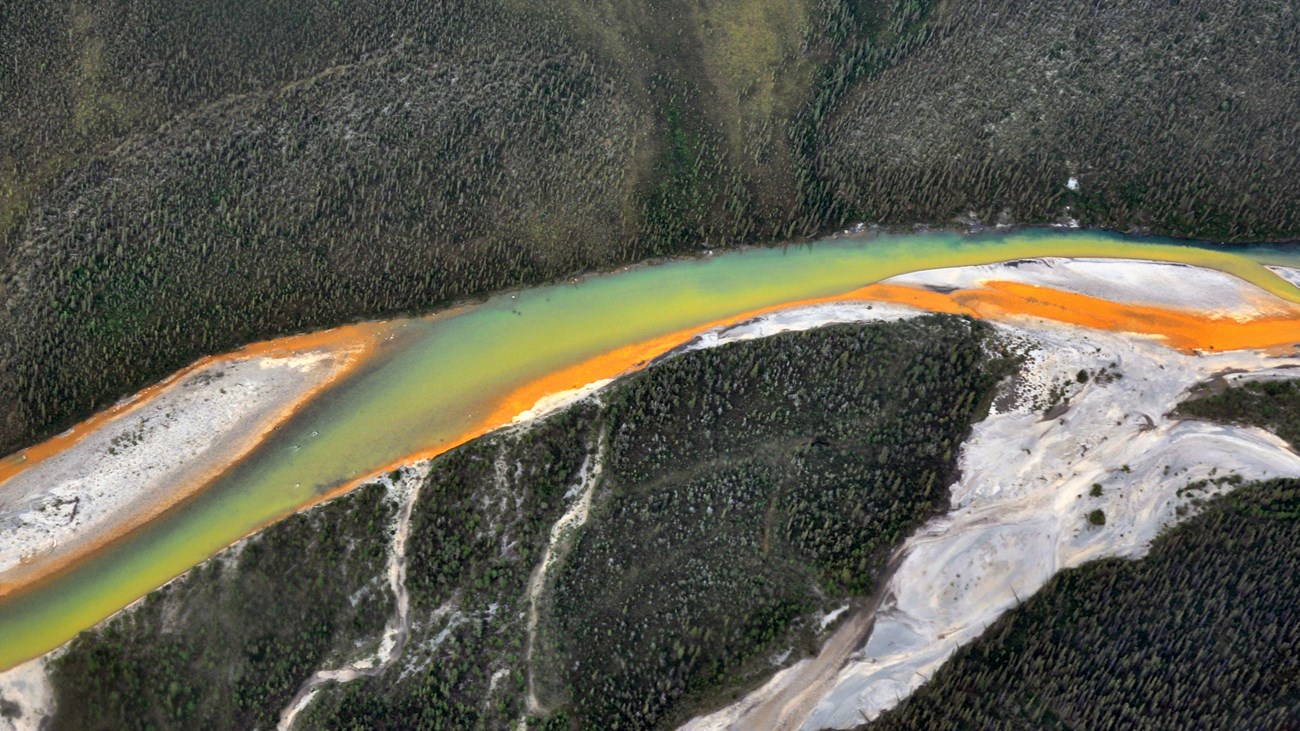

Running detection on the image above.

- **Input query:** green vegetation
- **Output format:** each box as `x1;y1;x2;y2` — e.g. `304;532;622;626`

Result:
0;0;932;456
296;405;603;730
46;482;395;730
854;377;1300;730
1086;508;1106;526
538;316;1012;729
0;10;645;456
864;478;1300;731
1176;377;1300;449
5;0;1294;459
820;1;1300;241
38;316;1012;730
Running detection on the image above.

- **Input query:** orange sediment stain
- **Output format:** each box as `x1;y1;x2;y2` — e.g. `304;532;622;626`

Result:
0;321;392;599
294;287;917;514
0;321;392;486
270;279;1300;520
852;280;1300;354
4;317;761;607
6;274;1300;607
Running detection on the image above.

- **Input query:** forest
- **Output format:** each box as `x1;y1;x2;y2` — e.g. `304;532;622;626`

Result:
860;477;1300;731
47;482;395;730
539;316;1012;729
856;377;1300;730
2;0;1296;457
1175;377;1300;448
41;316;1013;730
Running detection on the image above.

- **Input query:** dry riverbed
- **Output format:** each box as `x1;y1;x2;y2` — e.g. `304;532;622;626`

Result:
0;657;53;731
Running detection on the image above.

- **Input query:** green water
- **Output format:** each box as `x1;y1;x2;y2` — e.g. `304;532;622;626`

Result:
3;229;1299;669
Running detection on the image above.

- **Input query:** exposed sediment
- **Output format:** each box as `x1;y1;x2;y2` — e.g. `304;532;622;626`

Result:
276;463;431;731
0;656;53;731
801;325;1300;729
681;259;1300;731
8;255;1300;728
0;331;380;600
523;428;608;717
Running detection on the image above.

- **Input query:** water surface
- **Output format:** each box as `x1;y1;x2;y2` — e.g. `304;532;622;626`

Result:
3;229;1299;668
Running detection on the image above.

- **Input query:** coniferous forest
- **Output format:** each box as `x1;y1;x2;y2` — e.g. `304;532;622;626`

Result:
46;317;1013;730
4;2;1300;729
861;477;1300;731
3;0;1297;456
857;377;1300;731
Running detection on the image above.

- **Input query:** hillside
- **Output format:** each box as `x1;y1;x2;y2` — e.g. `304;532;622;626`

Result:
2;0;1297;456
861;477;1300;731
38;317;1011;730
855;376;1300;730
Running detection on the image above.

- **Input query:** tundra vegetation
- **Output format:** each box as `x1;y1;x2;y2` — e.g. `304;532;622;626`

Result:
39;317;1013;730
2;0;1296;456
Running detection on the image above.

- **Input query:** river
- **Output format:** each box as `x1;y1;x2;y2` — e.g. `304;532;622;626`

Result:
1;228;1299;670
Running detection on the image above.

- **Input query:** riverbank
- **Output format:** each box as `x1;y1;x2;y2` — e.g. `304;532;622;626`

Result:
0;322;387;601
3;230;1300;674
6;251;1300;727
679;260;1300;730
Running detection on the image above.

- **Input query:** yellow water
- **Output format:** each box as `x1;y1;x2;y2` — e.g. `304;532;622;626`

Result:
2;229;1298;669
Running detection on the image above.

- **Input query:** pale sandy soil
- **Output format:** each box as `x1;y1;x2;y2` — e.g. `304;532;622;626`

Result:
11;258;1300;731
687;302;921;350
0;350;355;595
682;261;1300;731
510;379;614;425
523;428;607;717
0;656;53;731
505;303;921;427
798;325;1300;730
281;407;611;730
893;258;1294;320
276;463;431;731
1265;264;1300;289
